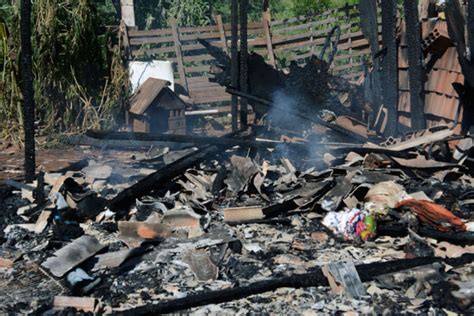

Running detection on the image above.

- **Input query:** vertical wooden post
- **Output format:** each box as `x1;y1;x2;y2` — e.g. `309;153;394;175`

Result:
310;16;315;57
359;0;383;107
381;0;399;136
170;18;189;94
345;5;353;70
404;0;425;130
20;0;35;182
262;10;276;67
120;0;136;27
214;15;228;54
239;0;249;127
231;0;239;131
467;0;474;61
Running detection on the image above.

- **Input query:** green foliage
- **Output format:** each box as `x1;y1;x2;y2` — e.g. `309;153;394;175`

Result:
169;0;211;26
134;0;168;29
292;0;331;16
0;0;129;141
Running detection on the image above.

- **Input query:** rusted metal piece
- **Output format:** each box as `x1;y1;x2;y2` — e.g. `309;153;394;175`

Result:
403;0;426;131
239;0;249;127
381;0;398;137
231;0;239;131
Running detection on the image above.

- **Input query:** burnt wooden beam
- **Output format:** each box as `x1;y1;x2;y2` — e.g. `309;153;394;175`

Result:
358;0;383;108
231;0;239;131
20;0;36;182
380;0;399;137
239;0;249;127
468;0;474;61
403;0;426;131
116;254;474;315
446;0;474;87
329;147;417;159
378;224;474;246
85;130;306;149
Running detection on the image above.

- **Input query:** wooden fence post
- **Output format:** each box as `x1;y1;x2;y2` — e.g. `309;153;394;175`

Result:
170;18;189;94
231;0;239;131
239;0;249;127
214;15;228;54
120;0;136;27
262;10;276;67
120;20;131;60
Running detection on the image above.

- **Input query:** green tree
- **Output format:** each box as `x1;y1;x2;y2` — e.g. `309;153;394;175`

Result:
292;0;331;16
169;0;211;26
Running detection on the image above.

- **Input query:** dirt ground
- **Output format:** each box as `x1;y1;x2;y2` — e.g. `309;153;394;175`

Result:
0;142;135;181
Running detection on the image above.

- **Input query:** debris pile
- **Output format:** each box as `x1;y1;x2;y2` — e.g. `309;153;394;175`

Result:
2;1;474;314
1;123;474;314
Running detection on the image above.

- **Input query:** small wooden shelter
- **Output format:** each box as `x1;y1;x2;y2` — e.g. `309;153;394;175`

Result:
128;78;186;134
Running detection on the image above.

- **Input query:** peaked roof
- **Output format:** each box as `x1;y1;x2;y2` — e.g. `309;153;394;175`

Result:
129;78;171;115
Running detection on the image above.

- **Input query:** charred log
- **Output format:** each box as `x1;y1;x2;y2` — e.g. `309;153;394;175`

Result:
116;255;474;315
20;0;36;182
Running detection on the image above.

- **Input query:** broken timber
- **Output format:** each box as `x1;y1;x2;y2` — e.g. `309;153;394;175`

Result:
117;254;474;315
85;130;306;150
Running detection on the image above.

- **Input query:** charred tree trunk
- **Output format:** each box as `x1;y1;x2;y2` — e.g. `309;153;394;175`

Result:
231;0;239;131
239;0;249;127
20;0;35;182
403;0;426;131
381;0;399;136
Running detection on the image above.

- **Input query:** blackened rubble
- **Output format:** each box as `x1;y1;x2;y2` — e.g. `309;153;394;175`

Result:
2;1;474;315
2;120;474;314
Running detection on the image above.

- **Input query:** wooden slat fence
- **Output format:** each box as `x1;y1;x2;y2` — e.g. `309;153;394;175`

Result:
121;4;380;107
